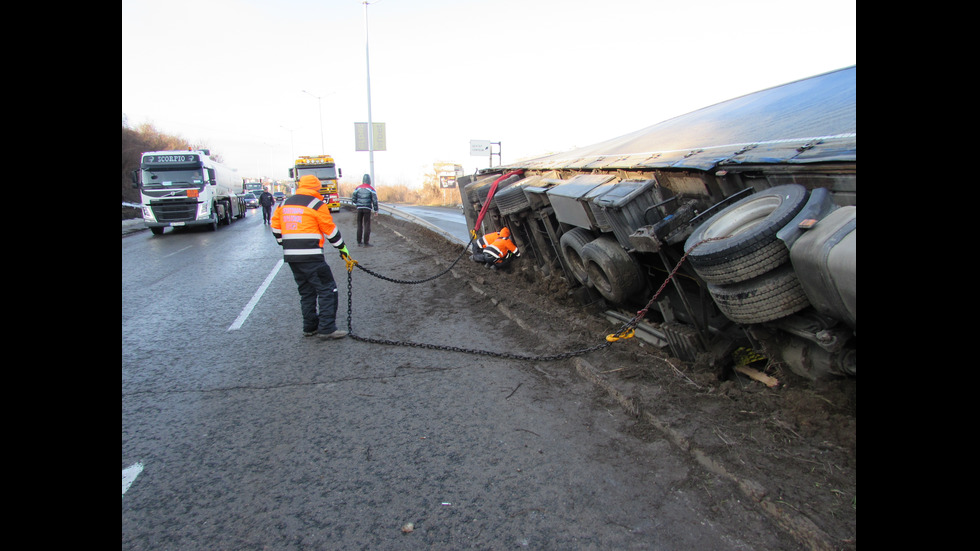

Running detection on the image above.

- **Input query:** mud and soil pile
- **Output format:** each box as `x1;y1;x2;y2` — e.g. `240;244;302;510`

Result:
375;213;857;550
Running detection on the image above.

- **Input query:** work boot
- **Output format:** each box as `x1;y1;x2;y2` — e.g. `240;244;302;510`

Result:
318;330;348;340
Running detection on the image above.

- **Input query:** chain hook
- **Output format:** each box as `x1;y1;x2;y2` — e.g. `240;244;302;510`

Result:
343;254;358;273
605;327;636;342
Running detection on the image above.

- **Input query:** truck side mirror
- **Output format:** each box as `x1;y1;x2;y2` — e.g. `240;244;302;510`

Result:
338;168;343;178
288;168;294;179
131;170;139;188
207;168;216;185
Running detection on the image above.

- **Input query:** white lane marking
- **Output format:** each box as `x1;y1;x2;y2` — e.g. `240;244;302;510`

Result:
161;245;192;259
122;462;143;497
228;259;283;331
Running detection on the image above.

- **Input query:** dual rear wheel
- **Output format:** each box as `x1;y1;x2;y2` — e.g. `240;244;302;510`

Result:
685;184;813;324
560;228;643;305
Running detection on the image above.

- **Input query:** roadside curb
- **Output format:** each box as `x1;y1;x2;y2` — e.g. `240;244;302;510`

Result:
122;218;148;237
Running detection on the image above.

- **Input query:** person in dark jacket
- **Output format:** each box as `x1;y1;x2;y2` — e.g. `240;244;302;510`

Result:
350;174;379;246
258;188;276;225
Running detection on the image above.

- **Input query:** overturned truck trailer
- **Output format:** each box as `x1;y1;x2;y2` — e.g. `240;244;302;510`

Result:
458;66;855;381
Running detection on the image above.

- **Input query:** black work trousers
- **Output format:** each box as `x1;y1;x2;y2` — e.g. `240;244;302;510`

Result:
287;260;339;335
356;209;373;244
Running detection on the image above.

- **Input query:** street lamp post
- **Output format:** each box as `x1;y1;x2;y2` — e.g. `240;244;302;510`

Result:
364;0;376;186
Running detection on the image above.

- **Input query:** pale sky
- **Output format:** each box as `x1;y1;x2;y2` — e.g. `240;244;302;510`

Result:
121;0;856;187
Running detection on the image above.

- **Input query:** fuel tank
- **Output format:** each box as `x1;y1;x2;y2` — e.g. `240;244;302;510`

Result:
789;206;856;329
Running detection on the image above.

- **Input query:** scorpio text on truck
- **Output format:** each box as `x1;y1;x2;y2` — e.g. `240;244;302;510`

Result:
289;155;342;212
132;149;247;235
457;66;856;382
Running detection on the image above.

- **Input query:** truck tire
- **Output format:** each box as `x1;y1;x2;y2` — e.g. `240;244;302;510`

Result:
559;227;595;286
222;200;232;226
685;184;808;285
581;235;644;304
706;264;810;324
210;205;219;231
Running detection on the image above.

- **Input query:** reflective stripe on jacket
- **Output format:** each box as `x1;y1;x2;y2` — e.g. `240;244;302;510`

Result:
484;237;519;261
271;193;345;262
477;231;502;250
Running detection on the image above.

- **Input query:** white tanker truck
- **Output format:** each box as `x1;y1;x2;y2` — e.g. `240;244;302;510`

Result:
132;149;246;235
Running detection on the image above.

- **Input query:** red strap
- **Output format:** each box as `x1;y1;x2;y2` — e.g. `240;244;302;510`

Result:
474;170;524;232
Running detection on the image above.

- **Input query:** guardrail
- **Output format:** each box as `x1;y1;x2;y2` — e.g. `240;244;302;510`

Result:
338;198;468;246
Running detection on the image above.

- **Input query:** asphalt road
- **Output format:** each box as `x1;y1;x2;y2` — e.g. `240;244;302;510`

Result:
383;204;470;245
122;207;804;550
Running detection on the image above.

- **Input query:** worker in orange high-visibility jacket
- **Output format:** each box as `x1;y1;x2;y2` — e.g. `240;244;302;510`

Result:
470;227;520;270
483;234;520;270
271;175;352;340
473;226;510;255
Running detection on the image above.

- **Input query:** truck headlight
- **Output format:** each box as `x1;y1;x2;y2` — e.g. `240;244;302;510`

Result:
142;205;156;222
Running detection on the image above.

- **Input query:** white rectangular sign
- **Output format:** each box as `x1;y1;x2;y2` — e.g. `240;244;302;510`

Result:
469;139;491;156
355;122;386;151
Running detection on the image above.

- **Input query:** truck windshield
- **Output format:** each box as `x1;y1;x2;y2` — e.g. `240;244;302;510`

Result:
141;169;205;190
297;167;337;181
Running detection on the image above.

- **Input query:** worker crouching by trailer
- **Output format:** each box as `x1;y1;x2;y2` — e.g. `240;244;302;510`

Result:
471;227;520;270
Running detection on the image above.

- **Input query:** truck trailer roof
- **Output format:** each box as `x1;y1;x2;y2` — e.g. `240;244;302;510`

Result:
506;66;856;173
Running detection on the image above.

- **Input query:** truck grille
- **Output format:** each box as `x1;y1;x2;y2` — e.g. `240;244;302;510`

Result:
150;199;199;222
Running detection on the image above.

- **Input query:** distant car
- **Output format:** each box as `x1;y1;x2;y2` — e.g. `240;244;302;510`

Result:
243;192;259;209
273;192;285;203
